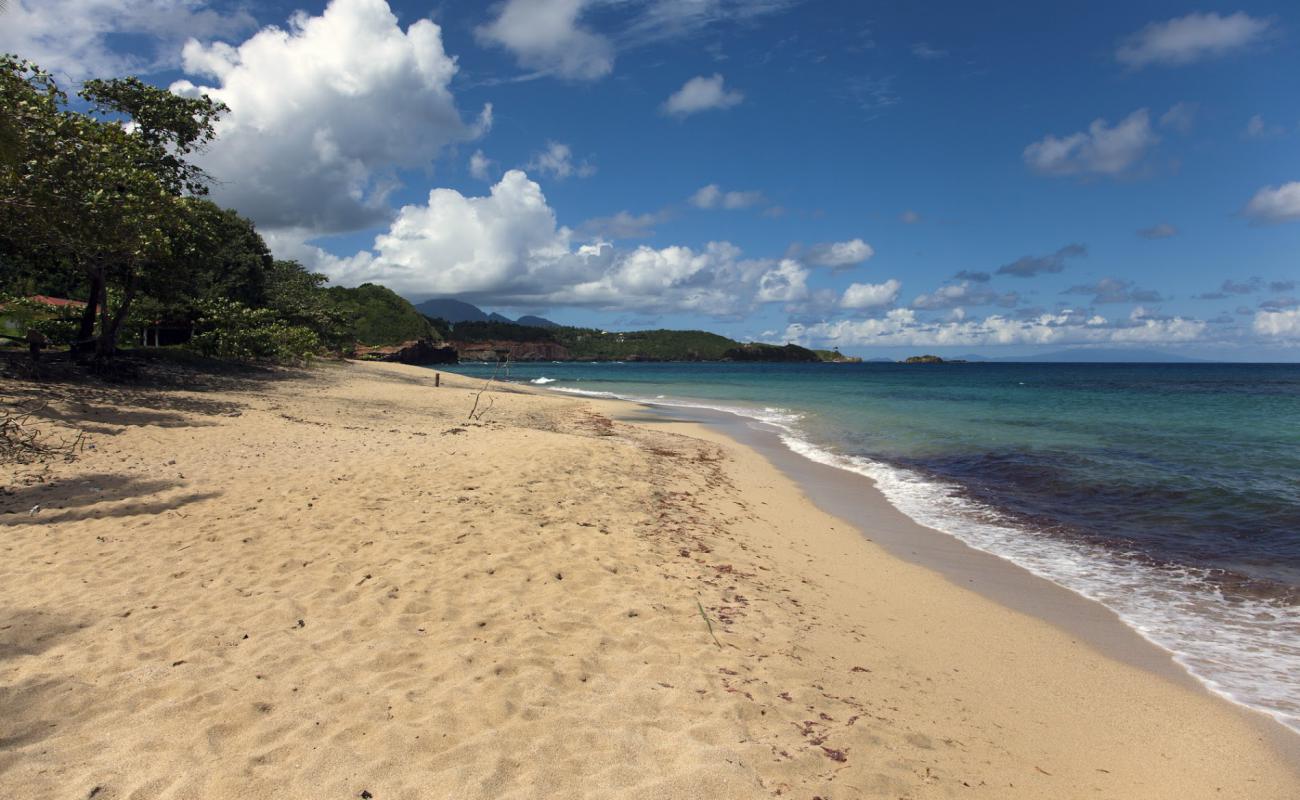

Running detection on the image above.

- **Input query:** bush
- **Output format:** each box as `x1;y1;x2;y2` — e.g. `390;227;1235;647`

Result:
190;298;319;363
0;294;83;346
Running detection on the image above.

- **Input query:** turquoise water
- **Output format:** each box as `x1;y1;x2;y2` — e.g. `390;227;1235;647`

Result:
440;361;1300;732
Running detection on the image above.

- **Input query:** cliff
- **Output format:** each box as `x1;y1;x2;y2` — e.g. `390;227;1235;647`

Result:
450;339;573;362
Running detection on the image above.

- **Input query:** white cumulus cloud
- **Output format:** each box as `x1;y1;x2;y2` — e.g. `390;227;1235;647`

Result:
756;260;810;303
298;170;800;316
662;74;744;116
526;141;596;179
1117;12;1272;68
1243;182;1300;224
1254;308;1300;339
786;308;1205;349
475;0;614;80
1023;109;1157;177
805;239;875;269
841;279;901;309
172;0;489;236
0;0;256;79
469;150;495;181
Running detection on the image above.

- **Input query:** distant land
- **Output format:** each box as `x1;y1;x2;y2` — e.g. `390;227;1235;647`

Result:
413;298;558;328
398;300;1214;365
399;298;859;364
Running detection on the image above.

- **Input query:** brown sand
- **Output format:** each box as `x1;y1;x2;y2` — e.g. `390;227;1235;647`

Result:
2;359;1296;799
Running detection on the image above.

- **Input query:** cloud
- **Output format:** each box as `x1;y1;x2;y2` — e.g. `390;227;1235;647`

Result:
294;170;803;315
1243;182;1300;224
1244;114;1284;139
1023;109;1157;177
662;73;744;116
899;209;922;224
995;243;1087;277
1159;102;1197;134
844;75;898;115
0;0;256;79
689;183;764;209
1197;278;1264;300
953;270;990;283
1137;222;1178;239
912;281;1019;310
1260;297;1298;311
526;141;596;179
756;260;810;302
619;0;802;50
1254;308;1300;339
577;209;669;240
1063;277;1163;304
475;0;614;80
841;279;901;309
804;239;875;269
469;150;495;181
1270;280;1296;293
787;307;1206;349
911;42;947;60
172;0;488;236
1116;12;1272;68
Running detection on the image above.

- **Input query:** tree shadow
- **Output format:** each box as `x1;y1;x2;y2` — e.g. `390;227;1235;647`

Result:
0;609;89;768
1;474;219;522
2;349;315;433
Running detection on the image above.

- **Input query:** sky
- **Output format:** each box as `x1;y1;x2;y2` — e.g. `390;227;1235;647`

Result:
3;0;1300;359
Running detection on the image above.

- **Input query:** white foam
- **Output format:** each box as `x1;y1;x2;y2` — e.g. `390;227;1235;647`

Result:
546;383;1300;735
530;377;557;384
777;431;1300;735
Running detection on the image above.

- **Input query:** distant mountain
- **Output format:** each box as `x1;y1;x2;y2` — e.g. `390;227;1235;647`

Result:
414;298;489;323
516;315;559;328
412;298;562;328
992;348;1205;363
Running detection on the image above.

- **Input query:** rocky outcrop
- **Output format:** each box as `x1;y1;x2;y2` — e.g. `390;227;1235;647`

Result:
450;340;572;362
353;339;458;365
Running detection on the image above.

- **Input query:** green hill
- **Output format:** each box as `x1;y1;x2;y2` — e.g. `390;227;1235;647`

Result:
324;284;439;346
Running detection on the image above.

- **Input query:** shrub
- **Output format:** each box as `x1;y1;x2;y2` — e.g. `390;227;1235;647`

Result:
190;298;319;363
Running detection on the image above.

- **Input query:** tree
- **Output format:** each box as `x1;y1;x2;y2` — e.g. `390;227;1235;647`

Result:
0;57;227;357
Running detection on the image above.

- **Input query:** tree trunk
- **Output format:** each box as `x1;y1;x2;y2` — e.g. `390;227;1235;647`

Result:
94;276;112;359
74;268;102;355
97;268;138;358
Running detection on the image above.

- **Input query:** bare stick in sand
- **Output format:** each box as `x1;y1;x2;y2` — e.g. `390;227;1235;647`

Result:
468;357;508;421
697;597;723;648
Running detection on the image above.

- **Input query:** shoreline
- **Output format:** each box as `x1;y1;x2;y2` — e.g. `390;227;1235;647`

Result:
590;395;1300;757
514;368;1299;740
3;360;1297;798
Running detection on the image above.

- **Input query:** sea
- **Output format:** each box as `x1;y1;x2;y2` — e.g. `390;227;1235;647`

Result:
437;360;1300;734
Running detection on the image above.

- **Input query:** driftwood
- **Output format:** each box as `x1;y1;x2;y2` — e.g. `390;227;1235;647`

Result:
467;358;507;421
1;401;85;464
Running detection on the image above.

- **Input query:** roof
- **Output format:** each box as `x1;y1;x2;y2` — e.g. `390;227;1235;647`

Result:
26;295;88;308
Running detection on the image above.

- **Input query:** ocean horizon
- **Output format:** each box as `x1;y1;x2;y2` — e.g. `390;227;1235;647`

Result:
441;360;1300;734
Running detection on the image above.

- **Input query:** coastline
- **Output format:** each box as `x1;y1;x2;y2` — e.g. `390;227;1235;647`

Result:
2;360;1296;798
592;397;1300;755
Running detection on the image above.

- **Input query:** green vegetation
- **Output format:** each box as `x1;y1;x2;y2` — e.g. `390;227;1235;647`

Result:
903;354;967;364
323;283;438;347
433;318;850;362
722;343;822;362
554;328;737;361
0;57;435;364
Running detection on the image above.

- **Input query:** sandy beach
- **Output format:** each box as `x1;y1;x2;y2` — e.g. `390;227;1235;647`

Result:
2;359;1296;799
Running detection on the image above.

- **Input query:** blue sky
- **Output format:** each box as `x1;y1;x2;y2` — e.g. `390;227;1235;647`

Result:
4;0;1299;358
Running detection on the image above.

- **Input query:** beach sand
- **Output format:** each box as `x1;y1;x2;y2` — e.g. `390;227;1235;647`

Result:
2;359;1296;799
